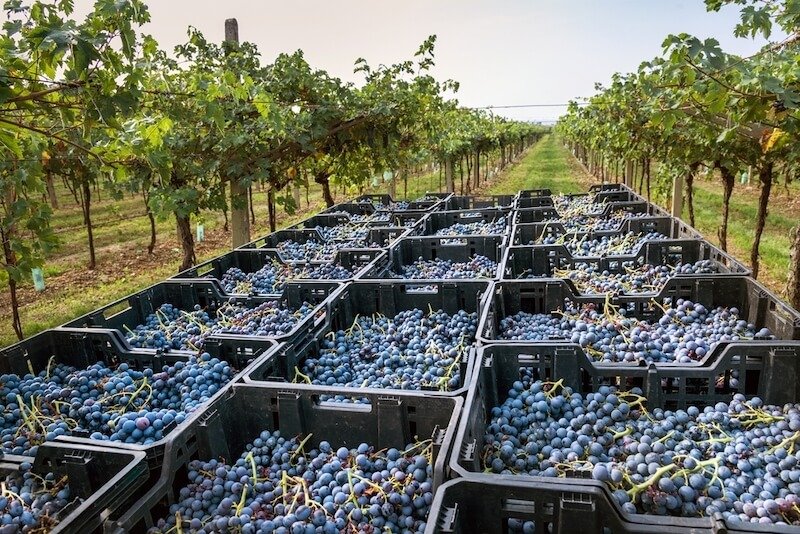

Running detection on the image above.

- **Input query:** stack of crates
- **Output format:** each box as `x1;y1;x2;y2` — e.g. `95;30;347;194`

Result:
431;184;800;534
2;186;800;533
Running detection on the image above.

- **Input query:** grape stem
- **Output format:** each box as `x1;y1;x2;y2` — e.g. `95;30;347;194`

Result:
290;433;314;464
293;367;312;385
627;463;676;500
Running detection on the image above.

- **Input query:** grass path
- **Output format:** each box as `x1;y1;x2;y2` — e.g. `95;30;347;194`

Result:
484;134;595;194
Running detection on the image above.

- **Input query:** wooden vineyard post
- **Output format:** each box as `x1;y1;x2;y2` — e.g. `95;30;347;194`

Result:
789;227;800;310
671;173;684;218
226;18;251;248
445;157;454;193
624;160;634;188
293;184;301;209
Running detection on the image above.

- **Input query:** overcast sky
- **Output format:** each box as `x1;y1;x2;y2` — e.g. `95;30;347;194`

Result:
75;0;774;123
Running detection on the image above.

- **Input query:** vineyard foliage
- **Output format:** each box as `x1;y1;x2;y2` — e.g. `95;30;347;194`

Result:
557;0;800;285
0;0;545;340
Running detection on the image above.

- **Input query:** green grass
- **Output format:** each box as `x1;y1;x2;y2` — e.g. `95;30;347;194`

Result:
484;134;595;194
656;177;797;292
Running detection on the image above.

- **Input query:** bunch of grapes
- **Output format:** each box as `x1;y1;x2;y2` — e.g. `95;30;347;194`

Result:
313;225;370;241
275;240;360;261
533;231;668;256
434;218;507;237
295;308;478;393
518;260;718;295
0;462;71;532
151;432;435;533
484;378;800;528
125;300;314;351
219;263;352;295
0;353;233;454
497;299;774;363
390;255;498;280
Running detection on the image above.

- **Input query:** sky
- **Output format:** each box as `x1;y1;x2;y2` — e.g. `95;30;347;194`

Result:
75;0;776;124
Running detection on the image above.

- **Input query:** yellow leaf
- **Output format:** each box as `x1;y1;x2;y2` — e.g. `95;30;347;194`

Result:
762;128;786;154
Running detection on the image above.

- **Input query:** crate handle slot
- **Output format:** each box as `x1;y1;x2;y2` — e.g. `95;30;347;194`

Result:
501;497;537;517
403;284;439;294
313;397;373;412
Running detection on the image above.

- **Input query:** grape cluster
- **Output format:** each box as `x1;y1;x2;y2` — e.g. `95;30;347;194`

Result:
275;240;359;261
0;353;233;454
219;263;352;295
542;209;651;233
520;260;719;295
553;194;607;216
0;462;71;532
434;218;507;237
483;379;800;527
536;232;668;256
125;301;313;351
497;299;774;363
314;225;370;241
324;211;392;225
151;432;434;533
373;201;410;211
390;255;497;280
295;308;478;392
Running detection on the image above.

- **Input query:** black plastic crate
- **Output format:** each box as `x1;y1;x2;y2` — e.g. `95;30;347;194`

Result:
478;278;800;350
366;235;505;280
0;442;148;534
0;327;276;381
352;193;394;205
322;201;377;217
352;193;444;212
517;188;553;198
63;279;341;348
444;195;515;210
104;383;463;533
561;190;640;204
0;327;279;482
290;212;355;229
501;239;751;284
426;477;694;534
240;228;331;250
294;210;429;230
422;192;454;200
514;189;555;210
367;211;430;230
423;208;511;237
514;201;657;225
515;196;558;209
444;343;800;533
244;280;492;397
241;227;411;252
172;248;385;293
510;216;701;247
589;183;629;193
